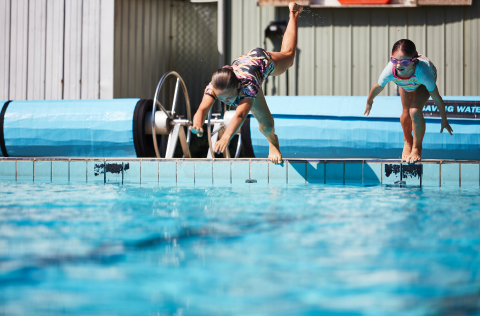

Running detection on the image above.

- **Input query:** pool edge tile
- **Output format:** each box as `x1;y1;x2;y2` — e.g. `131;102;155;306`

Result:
159;162;177;184
307;162;325;184
382;163;400;185
87;161;106;184
288;162;306;184
177;162;195;184
441;164;460;187
460;164;479;187
345;162;362;184
70;161;87;183
232;162;249;184
52;161;69;183
326;163;343;184
196;162;213;185
270;163;286;184
250;162;268;184
213;162;231;185
17;161;33;182
141;162;159;183
124;162;140;183
422;164;440;187
0;161;16;180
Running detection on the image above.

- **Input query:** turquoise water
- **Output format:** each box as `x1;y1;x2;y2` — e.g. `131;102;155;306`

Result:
0;182;479;315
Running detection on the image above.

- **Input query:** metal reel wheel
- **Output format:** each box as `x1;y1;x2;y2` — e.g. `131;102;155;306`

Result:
151;71;192;158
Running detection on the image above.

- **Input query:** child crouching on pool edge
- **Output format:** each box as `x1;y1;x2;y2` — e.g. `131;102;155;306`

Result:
365;39;453;164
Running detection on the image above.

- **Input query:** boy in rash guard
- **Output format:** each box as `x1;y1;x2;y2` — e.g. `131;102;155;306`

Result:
365;39;453;163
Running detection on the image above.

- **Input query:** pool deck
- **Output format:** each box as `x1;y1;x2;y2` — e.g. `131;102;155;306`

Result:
0;157;479;187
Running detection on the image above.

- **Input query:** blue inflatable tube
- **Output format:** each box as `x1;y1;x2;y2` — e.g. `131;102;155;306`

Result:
0;99;157;158
241;96;480;160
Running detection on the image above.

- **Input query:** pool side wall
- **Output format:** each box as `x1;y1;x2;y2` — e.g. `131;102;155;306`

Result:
0;158;478;188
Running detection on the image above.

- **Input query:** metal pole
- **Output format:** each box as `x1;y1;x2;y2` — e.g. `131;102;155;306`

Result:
218;0;226;68
216;0;227;114
171;78;180;116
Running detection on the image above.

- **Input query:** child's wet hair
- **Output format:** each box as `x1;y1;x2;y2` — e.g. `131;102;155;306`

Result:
211;68;238;91
392;39;419;59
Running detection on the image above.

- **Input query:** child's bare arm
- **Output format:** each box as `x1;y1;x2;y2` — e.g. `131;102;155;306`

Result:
365;83;385;116
189;95;215;137
213;98;254;154
429;87;453;135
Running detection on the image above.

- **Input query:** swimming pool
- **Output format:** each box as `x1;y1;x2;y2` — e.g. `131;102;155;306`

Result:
0;181;479;315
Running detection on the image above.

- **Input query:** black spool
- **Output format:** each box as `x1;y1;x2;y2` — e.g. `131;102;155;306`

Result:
133;99;163;158
0;101;12;157
241;115;255;158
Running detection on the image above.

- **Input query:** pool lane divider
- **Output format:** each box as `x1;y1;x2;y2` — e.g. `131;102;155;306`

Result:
0;158;478;187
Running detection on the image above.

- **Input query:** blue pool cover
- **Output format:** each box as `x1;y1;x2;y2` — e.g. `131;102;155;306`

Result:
1;97;479;159
246;96;480;160
2;99;139;157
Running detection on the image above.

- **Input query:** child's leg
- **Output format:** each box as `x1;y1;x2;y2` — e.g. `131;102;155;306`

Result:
400;86;430;163
399;94;414;160
269;2;303;76
250;89;282;163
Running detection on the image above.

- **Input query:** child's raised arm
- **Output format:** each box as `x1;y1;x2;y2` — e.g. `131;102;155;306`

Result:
364;83;385;116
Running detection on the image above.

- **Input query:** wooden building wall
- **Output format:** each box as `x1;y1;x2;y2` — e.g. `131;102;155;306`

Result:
2;1;478;101
113;0;218;112
113;0;173;100
228;1;480;96
0;0;115;101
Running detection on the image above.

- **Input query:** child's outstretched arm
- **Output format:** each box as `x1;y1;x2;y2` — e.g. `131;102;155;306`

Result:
364;83;385;116
428;87;453;135
190;95;215;137
213;98;254;154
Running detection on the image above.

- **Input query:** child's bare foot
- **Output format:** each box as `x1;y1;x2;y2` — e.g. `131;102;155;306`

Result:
289;2;303;15
402;141;413;161
268;134;283;164
406;147;422;164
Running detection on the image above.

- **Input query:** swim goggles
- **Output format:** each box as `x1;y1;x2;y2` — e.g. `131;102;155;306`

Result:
390;56;418;66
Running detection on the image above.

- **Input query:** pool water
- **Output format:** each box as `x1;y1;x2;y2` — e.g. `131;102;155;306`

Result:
0;181;479;315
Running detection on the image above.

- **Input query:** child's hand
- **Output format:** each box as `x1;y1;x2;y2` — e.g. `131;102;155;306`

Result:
441;120;453;135
364;101;373;116
189;124;204;137
214;136;229;154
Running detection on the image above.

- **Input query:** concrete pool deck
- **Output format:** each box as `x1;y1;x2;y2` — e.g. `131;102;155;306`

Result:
0;157;479;187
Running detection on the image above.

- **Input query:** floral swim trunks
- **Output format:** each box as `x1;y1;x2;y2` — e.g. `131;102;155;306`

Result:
204;47;275;106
